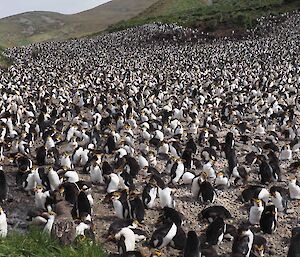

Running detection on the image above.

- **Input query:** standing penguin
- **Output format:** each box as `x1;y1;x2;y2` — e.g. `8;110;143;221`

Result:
288;227;300;257
260;205;277;234
0;168;8;202
142;180;157;209
206;217;226;245
183;231;201;257
170;158;185;185
232;224;253;257
270;186;288;212
249;198;264;225
0;207;7;237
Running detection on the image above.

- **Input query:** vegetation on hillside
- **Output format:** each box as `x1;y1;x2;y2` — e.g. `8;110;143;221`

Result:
0;228;106;257
0;46;12;70
108;0;300;32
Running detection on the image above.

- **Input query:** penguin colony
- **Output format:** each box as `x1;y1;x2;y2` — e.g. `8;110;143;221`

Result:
0;11;299;257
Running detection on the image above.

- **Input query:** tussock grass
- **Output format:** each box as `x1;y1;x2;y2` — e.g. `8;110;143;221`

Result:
0;228;106;257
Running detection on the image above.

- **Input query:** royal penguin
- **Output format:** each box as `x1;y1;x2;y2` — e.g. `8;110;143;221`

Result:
111;191;130;219
270;186;288;212
170;158;185;185
106;173;120;194
288;227;300;257
115;227;136;253
232;224;254;257
64;170;79;183
158;186;175;208
249;198;264;225
194;175;216;203
59;182;79;205
260;205;277;234
215;171;230;189
288;176;300;200
279;145;292;161
251;235;267;257
149;220;177;249
205;217;226;245
142;180;157;209
72;190;92;220
183;231;201;257
158;207;184;227
47;167;61;191
200;205;232;223
129;192;145;223
0;207;7;237
34;186;51;210
0;168;8;202
36;145;47;166
241;185;269;204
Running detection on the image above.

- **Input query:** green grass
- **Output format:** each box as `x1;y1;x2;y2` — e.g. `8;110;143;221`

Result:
0;45;13;70
108;0;300;32
0;228;106;257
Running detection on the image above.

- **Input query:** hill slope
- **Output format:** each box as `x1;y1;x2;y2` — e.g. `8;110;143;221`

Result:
0;0;159;47
109;0;300;33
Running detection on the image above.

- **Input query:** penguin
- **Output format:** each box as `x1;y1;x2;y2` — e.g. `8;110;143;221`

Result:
279;145;292;161
183;231;201;257
241;185;269;204
260;205;277;234
142;180;157;209
72;190;92;220
232;224;254;257
33;166;50;190
0;207;7;237
111;191;130;219
106;173;120;194
0;168;8;202
270;186;288;212
249;198;264;225
59;182;79;205
198;178;217;203
200;205;232;223
129;193;145;223
47;167;61;191
149;220;177;249
288;227;300;257
205;217;226;245
115;227;136;253
170;158;185;185
36;145;47;166
251;235;267;257
288;176;300;200
257;156;276;184
158;187;175;209
215;171;230;189
158;207;184;227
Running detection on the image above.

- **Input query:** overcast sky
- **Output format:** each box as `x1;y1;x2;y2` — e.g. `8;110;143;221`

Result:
0;0;112;19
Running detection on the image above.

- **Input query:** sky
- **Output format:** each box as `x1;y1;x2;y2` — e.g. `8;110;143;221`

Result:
0;0;112;19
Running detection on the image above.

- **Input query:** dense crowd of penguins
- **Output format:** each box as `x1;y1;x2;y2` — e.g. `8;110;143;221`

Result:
0;10;299;257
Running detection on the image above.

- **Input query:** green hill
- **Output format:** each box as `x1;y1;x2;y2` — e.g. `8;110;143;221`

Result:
108;0;300;32
0;0;159;48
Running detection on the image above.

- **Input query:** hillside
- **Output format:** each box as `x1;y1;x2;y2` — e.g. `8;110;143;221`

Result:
0;0;159;47
109;0;300;33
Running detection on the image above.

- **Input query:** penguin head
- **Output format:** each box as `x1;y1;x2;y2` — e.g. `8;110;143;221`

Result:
253;244;265;257
151;249;162;257
0;207;4;215
252;198;263;207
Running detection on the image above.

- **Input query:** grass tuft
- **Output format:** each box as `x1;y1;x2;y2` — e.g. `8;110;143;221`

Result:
0;227;106;257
